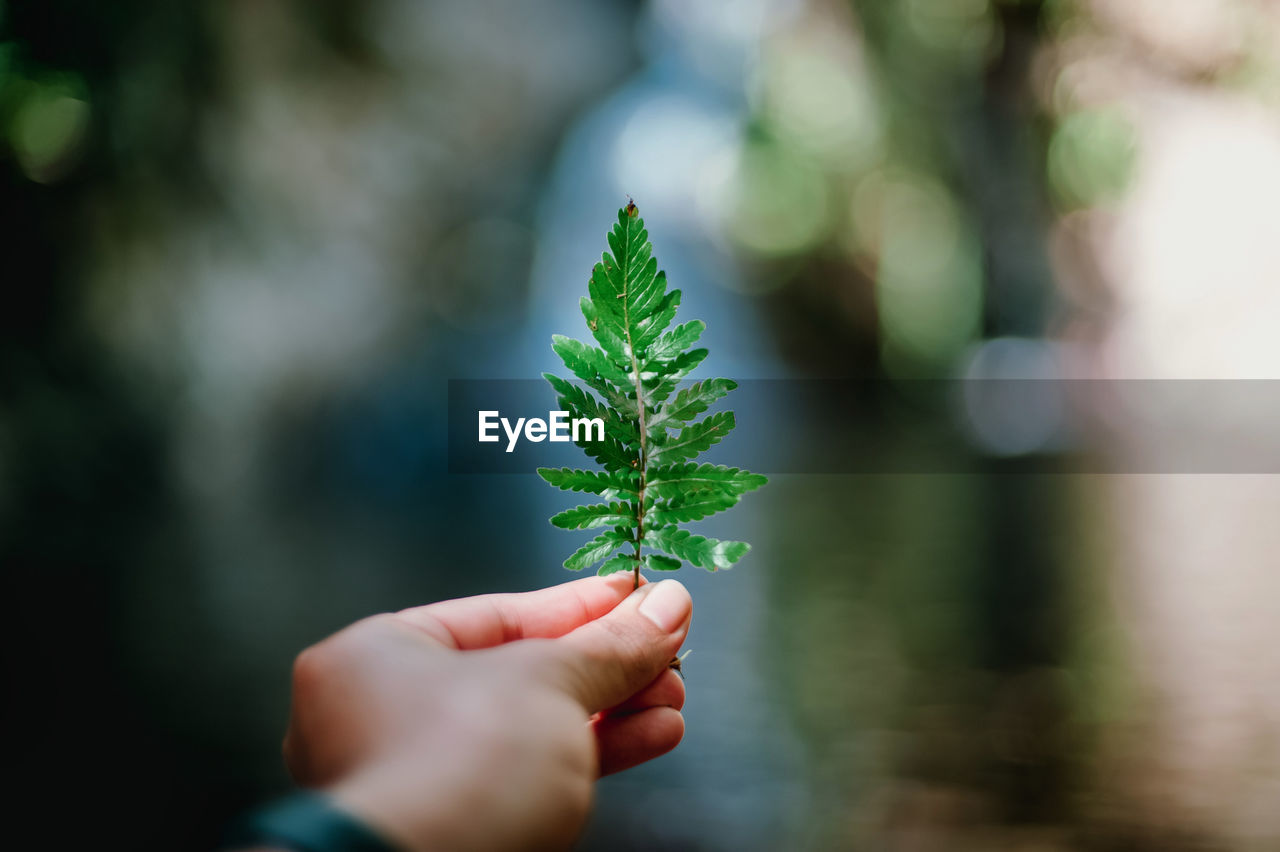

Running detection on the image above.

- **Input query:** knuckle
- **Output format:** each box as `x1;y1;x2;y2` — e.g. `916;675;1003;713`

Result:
291;615;389;694
596;617;653;676
290;644;330;695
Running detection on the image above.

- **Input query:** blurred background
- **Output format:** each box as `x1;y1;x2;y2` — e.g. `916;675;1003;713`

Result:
4;0;1280;848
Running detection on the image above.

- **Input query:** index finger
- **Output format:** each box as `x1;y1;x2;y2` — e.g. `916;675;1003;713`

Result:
393;572;647;649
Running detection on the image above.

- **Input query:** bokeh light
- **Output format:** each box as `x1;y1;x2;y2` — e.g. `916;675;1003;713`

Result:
1047;107;1136;210
707;136;830;257
752;26;882;169
856;170;982;372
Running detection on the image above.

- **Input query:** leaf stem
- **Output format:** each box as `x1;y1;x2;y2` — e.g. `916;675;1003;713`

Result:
620;210;648;590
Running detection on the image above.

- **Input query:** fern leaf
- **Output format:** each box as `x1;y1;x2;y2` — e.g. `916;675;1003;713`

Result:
544;374;639;447
646;348;710;404
646;320;705;363
580;298;631;364
551;502;636;530
646;491;741;525
551;335;631;392
580;435;637;472
650;379;737;429
644;527;751;571
540;202;767;586
537;467;638;497
645;463;767;499
649;411;735;464
564;530;628;572
597;553;638;577
644;554;682;571
632;288;681;351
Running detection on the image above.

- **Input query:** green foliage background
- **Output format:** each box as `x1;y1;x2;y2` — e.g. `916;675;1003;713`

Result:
4;0;1272;849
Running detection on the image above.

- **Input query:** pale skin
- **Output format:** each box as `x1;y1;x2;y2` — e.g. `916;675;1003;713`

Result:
240;573;692;852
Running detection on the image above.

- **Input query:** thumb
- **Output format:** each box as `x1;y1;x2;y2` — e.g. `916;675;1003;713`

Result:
547;579;692;714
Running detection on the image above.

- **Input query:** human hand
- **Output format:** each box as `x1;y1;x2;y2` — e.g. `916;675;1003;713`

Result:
281;574;691;851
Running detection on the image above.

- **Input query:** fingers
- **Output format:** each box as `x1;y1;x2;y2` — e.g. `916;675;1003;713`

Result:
593;707;685;776
548;579;692;714
603;669;685;717
392;573;642;649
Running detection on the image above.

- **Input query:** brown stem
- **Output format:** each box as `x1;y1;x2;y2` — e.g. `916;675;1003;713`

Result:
633;473;645;590
619;208;648;591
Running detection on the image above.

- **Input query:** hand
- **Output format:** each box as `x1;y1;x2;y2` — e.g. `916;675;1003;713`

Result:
281;574;692;852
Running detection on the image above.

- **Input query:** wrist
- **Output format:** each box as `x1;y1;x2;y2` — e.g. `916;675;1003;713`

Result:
224;790;400;852
328;767;464;852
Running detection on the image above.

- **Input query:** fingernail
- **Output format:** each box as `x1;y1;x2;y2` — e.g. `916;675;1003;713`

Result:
638;580;690;633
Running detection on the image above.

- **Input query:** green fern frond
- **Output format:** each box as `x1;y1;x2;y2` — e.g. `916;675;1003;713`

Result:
538;201;767;587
